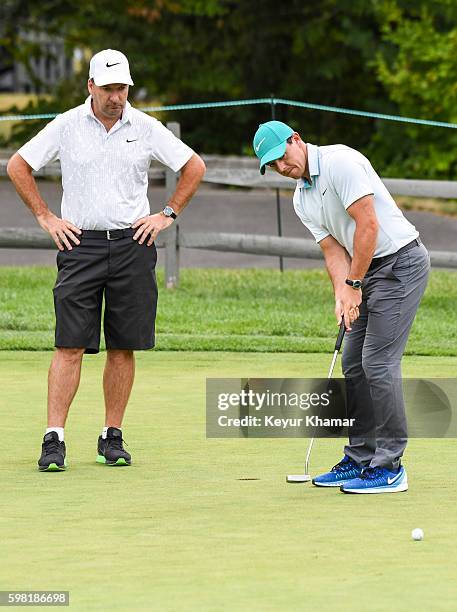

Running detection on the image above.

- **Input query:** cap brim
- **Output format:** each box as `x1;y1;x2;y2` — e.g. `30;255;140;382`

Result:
93;73;134;86
259;141;287;174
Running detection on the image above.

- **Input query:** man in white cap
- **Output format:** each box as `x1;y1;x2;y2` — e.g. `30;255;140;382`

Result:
7;49;206;471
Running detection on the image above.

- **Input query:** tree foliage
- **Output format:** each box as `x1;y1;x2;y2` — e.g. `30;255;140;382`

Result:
370;0;457;177
2;0;457;178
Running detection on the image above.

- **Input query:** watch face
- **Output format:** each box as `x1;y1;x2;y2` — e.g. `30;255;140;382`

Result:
353;280;363;289
163;206;174;217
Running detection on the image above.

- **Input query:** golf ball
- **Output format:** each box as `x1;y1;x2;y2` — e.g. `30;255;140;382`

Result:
411;528;424;541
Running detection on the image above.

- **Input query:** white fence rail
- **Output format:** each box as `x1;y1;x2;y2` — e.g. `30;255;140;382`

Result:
2;130;457;286
1;227;457;270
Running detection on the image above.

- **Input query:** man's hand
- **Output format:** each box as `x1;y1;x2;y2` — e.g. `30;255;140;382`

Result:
132;213;174;246
335;285;362;331
37;211;81;251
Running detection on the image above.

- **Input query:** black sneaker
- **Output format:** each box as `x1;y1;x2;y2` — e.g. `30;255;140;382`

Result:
38;431;67;472
97;427;131;466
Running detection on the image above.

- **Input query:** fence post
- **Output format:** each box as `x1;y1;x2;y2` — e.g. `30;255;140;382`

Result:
270;94;284;272
164;121;180;288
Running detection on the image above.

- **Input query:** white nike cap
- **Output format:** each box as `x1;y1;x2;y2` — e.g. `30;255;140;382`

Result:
89;49;134;86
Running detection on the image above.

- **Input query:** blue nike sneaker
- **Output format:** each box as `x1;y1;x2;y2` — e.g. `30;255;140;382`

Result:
312;455;363;487
340;465;408;494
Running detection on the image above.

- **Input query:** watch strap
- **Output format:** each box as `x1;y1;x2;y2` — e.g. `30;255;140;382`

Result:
345;278;363;289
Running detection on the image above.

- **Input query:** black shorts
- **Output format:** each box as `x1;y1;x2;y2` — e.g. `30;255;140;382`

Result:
53;228;158;354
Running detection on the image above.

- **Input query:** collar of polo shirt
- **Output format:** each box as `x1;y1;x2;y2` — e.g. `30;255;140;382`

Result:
298;143;320;190
84;95;131;125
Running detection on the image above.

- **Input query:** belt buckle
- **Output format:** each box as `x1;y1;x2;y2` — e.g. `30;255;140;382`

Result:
107;230;117;241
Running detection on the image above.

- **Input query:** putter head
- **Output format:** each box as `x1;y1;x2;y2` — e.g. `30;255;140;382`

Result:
286;474;312;483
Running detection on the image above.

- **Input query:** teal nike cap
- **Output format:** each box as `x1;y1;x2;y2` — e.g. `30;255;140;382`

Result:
253;120;294;174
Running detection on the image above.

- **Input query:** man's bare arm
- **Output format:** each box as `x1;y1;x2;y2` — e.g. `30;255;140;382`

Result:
6;153;81;251
319;235;361;331
7;153;50;218
320;235;351;295
132;153;206;246
167;153;206;214
346;194;378;280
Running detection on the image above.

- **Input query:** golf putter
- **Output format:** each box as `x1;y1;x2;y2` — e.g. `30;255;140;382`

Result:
286;319;346;483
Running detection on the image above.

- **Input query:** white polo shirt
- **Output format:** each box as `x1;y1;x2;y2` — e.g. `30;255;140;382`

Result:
17;96;194;229
293;143;419;257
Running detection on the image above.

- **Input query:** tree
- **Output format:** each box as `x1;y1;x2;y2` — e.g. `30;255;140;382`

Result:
1;0;386;156
371;0;457;177
3;0;457;178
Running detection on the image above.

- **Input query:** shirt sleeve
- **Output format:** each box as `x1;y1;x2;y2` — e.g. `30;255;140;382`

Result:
148;119;194;172
328;151;374;210
16;115;63;171
293;192;330;244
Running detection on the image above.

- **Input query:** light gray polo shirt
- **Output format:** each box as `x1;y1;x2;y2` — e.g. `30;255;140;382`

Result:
17;96;194;230
292;143;418;257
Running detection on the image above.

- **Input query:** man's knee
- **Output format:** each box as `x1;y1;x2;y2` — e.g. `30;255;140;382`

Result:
342;351;363;378
54;347;85;364
106;349;134;364
362;352;401;381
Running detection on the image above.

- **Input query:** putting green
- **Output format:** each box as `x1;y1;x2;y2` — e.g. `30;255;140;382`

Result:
0;351;456;611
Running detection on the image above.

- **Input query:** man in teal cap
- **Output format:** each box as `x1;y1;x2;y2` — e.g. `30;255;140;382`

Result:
254;120;294;175
252;120;430;494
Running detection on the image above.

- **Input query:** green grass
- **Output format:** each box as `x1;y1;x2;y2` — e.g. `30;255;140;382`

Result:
1;267;457;355
1;351;456;611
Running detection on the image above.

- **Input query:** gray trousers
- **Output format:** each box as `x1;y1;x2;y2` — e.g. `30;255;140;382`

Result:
342;241;430;470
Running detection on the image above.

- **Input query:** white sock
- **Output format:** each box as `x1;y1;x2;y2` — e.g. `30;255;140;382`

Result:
102;427;109;439
46;427;64;442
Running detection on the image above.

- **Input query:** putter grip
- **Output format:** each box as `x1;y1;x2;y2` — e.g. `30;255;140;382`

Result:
334;319;346;351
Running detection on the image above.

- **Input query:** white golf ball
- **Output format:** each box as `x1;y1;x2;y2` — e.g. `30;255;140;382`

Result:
411;528;424;541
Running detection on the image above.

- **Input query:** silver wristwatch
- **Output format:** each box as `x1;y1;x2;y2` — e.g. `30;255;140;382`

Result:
162;205;177;219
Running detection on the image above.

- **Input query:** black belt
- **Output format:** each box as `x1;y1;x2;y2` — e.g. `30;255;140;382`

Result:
80;228;136;241
368;238;421;271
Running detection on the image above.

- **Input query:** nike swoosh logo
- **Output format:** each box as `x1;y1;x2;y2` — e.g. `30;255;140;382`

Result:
322;188;327;196
387;474;401;485
126;139;137;143
255;137;266;152
106;62;121;68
